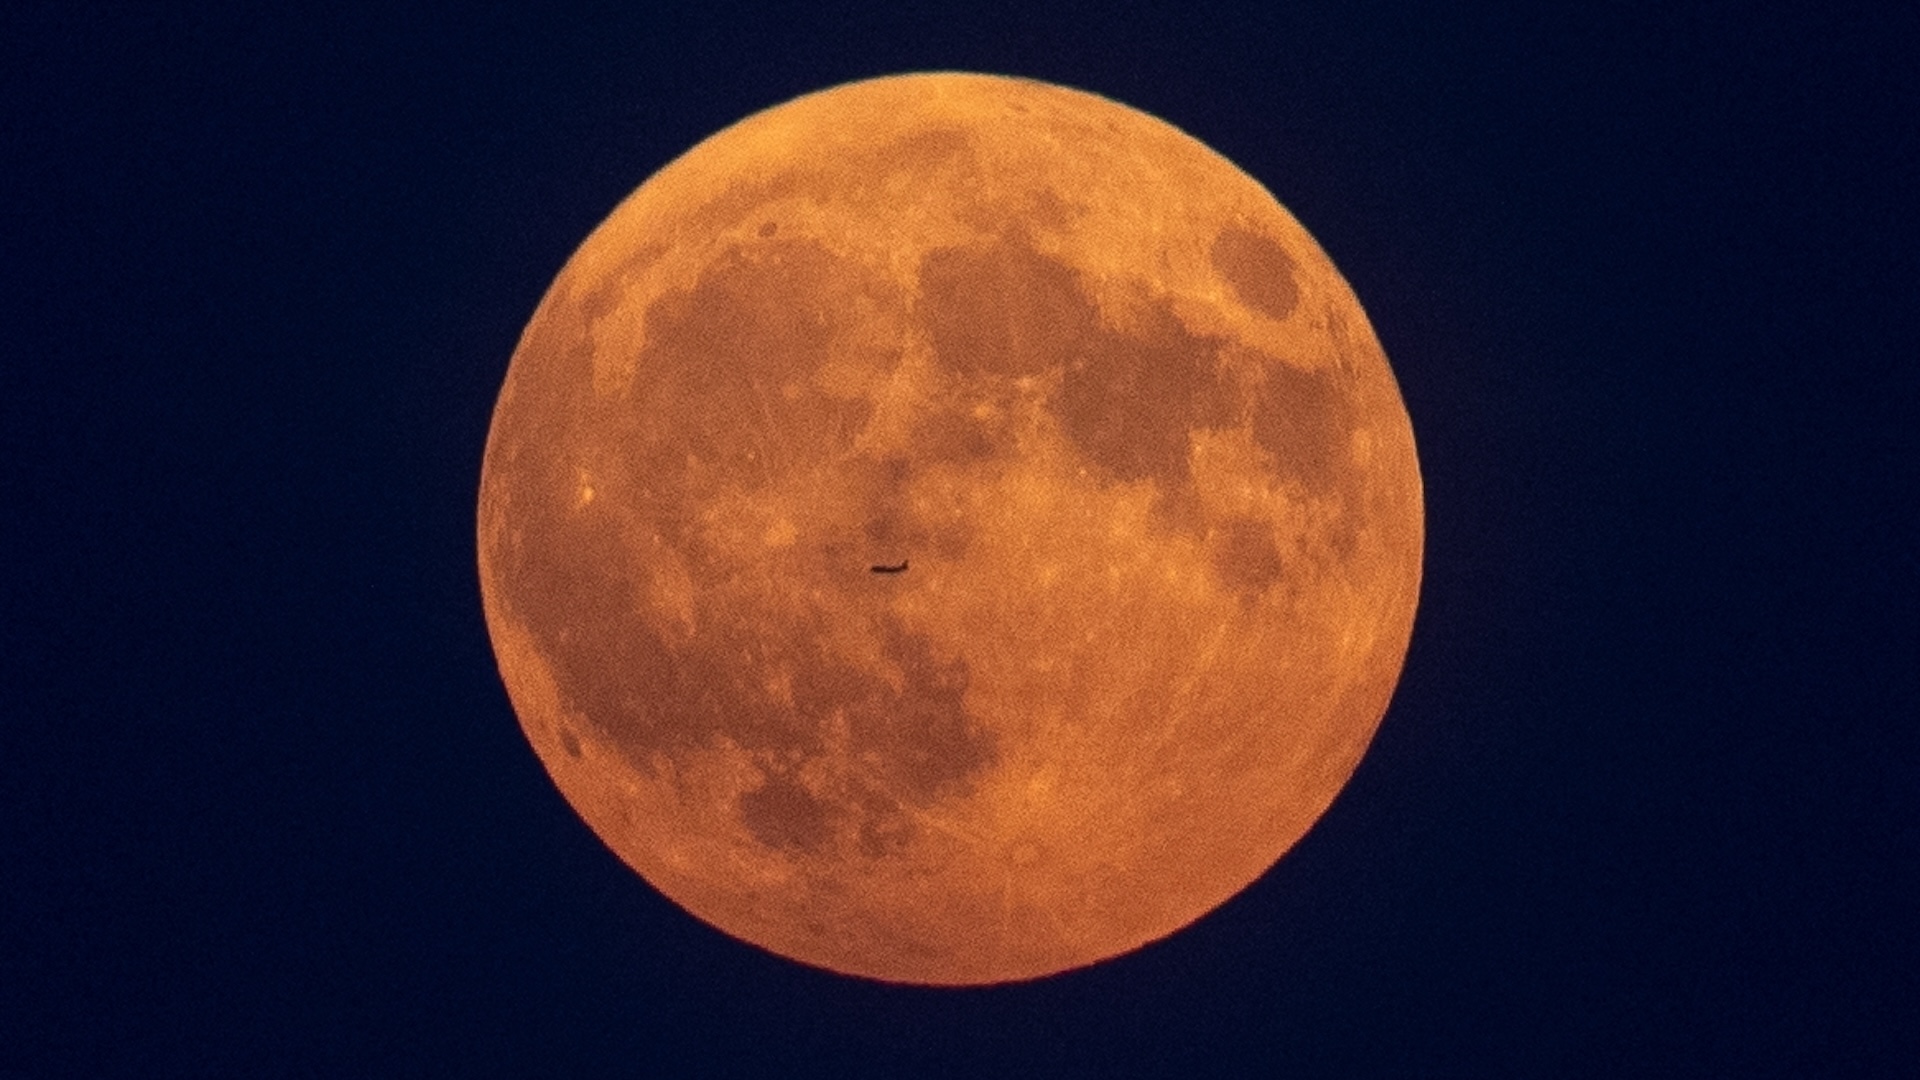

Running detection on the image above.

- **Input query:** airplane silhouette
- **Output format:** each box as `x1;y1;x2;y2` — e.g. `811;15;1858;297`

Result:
869;560;909;574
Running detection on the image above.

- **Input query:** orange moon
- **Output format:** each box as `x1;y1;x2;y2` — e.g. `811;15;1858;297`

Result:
477;73;1422;985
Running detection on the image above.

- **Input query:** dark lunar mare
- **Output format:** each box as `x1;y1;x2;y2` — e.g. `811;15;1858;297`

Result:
490;208;1366;864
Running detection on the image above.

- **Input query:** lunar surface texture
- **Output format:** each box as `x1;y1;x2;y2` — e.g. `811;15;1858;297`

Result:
477;73;1423;985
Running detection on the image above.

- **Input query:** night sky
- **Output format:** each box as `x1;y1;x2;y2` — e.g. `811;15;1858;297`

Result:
6;4;1915;1076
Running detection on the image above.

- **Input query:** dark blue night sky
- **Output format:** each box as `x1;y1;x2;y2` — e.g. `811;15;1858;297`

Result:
5;3;1915;1076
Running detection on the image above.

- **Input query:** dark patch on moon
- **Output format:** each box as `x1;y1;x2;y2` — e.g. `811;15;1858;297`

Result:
912;400;1001;466
494;226;1355;845
1250;360;1355;498
566;242;668;348
777;613;990;808
490;227;1001;862
876;125;976;180
1057;289;1235;505
739;774;834;852
847;451;976;565
494;480;720;762
916;233;1236;538
1210;224;1300;321
918;236;1094;378
860;455;915;551
558;729;583;759
637;236;882;479
856;795;917;859
858;621;983;799
1209;516;1285;605
503;484;996;847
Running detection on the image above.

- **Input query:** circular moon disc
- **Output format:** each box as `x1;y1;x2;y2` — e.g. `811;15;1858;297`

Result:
478;73;1423;985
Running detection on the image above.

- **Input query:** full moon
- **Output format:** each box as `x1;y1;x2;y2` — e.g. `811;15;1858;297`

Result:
477;73;1422;985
